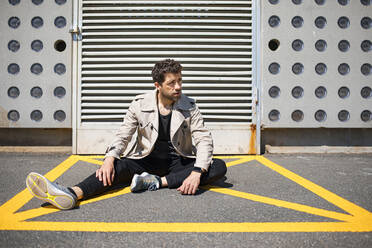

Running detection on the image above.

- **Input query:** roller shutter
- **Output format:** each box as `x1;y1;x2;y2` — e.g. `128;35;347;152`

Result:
76;0;258;154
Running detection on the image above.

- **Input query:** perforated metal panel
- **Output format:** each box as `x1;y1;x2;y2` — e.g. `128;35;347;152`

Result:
75;0;258;154
0;0;72;128
261;0;372;128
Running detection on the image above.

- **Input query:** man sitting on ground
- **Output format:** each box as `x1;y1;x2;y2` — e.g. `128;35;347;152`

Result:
26;59;227;210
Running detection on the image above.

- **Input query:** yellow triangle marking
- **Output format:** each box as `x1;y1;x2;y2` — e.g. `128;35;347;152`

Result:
1;155;372;232
256;156;372;223
202;186;354;222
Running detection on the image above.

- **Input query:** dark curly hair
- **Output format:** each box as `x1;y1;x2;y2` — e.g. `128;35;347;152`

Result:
152;59;183;84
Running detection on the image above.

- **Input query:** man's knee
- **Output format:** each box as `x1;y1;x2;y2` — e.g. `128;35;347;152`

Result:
211;158;227;177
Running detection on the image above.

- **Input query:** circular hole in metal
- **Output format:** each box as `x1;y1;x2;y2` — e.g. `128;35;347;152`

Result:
54;40;66;52
292;16;304;28
269;110;280;121
269;86;280;98
54;86;66;98
338;16;350;29
315;110;327;122
292;0;302;4
361;0;371;5
8;63;20;75
9;0;20;5
338;86;350;98
31;16;43;29
361;86;372;98
315;0;326;5
361;40;372;52
8;16;20;29
30;110;43;122
338;110;350;122
315;63;327;75
32;0;43;5
361;17;372;29
8;87;20;98
338;0;349;5
54;63;66;75
54;110;66;122
315;40;327;52
8;40;20;52
269;62;280;74
292;39;304;51
361;63;372;75
31;40;43;52
268;15;280;27
268;39;280;51
315;86;327;98
338;40;350;52
54;16;66;28
55;0;67;5
315;16;327;29
361;110;371;122
291;110;304;122
8;110;20;122
338;63;350;75
292;86;304;98
292;63;304;75
30;86;43;98
30;63;43;75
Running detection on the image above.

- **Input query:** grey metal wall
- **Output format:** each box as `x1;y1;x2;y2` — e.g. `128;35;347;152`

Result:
261;0;372;128
0;0;72;128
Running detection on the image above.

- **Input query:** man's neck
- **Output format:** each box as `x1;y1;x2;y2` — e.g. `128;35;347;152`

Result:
157;92;174;115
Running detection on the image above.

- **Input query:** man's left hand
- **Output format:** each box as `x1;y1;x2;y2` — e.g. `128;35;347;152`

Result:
177;171;202;195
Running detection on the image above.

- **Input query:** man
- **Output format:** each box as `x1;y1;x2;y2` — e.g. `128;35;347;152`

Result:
26;59;227;210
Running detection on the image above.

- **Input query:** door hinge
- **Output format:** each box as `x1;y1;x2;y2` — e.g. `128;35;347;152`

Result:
69;26;82;41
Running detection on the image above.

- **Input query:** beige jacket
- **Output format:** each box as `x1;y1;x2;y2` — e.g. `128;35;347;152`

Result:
104;90;214;171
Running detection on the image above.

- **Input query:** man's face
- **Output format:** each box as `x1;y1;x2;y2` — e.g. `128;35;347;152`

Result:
155;72;182;103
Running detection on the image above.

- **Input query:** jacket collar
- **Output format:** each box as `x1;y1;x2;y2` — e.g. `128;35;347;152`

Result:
140;89;195;112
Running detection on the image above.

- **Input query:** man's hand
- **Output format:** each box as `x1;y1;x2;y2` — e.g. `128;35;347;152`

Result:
177;171;202;195
96;156;115;186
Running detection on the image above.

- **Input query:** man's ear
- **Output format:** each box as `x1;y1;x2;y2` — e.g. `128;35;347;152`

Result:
154;82;160;90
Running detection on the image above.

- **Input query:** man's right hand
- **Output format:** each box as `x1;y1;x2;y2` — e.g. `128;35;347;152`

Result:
96;156;115;186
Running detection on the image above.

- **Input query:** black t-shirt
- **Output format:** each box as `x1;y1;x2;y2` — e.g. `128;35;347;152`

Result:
148;112;179;160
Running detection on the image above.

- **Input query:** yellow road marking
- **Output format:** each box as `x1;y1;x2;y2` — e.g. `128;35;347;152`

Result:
1;155;371;232
256;156;372;223
203;186;354;222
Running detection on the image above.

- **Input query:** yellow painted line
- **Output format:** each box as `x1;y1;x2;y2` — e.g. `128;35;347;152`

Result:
78;156;104;166
256;156;372;223
225;156;258;168
203;186;354;222
13;187;131;222
1;221;372;233
0;155;80;215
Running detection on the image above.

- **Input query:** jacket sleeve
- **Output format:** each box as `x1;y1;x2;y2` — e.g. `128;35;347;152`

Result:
104;99;139;159
190;105;214;171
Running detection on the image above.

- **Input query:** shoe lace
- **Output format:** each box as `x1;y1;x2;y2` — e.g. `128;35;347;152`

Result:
142;176;158;191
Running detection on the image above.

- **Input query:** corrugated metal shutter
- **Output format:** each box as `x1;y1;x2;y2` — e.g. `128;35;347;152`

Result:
80;0;253;124
76;0;256;154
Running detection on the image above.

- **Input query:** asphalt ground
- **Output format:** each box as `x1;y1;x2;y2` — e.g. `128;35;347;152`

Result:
0;152;371;247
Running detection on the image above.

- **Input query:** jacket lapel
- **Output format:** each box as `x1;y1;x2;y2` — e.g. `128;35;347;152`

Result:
170;94;194;139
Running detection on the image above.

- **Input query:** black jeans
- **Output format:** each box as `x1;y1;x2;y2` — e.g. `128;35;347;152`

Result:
76;156;227;199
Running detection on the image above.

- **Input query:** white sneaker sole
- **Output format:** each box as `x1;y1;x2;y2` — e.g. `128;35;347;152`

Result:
26;172;75;210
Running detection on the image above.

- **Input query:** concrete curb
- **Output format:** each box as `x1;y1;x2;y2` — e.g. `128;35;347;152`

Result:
265;145;372;154
0;146;72;153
